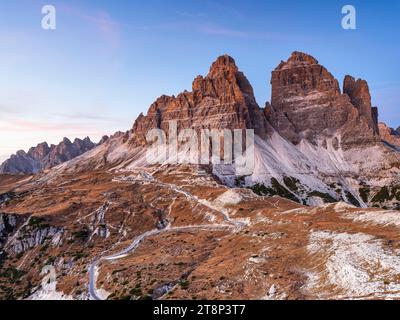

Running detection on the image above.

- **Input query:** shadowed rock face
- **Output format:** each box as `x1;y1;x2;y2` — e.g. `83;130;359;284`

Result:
343;75;380;135
0;137;96;174
267;51;381;149
379;122;400;148
131;54;269;146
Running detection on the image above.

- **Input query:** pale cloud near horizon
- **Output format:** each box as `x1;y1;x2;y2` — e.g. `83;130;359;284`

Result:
51;112;125;123
0;119;106;133
0;154;9;164
0;118;119;161
0;112;130;161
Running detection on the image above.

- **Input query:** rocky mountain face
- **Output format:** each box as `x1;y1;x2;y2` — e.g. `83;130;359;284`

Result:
0;137;96;174
131;54;268;146
130;51;385;156
379;122;400;148
266;51;380;149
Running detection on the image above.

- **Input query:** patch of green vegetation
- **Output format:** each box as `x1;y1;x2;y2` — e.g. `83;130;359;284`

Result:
27;217;50;229
369;185;400;208
271;178;299;203
0;192;16;206
371;187;391;203
234;176;246;187
283;176;300;193
390;185;400;202
345;191;361;207
250;178;300;203
40;244;49;253
250;183;274;196
72;228;90;242
129;287;142;296
0;267;26;281
107;292;116;300
179;279;190;290
331;182;343;195
359;186;370;203
72;251;89;261
308;191;337;203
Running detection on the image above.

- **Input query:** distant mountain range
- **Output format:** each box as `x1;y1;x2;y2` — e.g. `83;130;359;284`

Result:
0;136;108;174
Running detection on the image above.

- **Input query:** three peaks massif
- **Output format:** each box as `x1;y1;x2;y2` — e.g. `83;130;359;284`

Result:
1;52;400;300
2;52;400;209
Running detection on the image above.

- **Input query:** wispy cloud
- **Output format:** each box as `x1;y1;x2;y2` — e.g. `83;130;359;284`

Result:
199;25;249;38
58;4;311;45
175;10;208;19
59;4;121;48
198;24;314;42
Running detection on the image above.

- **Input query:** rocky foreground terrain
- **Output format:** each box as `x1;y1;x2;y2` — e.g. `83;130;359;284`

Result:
0;52;400;300
1;167;400;300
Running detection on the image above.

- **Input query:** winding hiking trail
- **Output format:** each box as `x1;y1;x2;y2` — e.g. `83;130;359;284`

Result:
88;171;247;300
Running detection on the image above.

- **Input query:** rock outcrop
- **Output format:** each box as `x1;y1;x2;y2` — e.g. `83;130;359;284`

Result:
379;122;400;148
0;137;96;174
0;213;19;247
343;75;380;135
8;224;64;256
267;51;381;149
131;54;268;146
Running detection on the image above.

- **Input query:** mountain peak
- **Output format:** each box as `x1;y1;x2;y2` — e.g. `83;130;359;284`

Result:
0;136;96;174
275;51;319;71
62;137;72;144
207;54;238;77
343;74;379;135
131;53;268;145
269;51;382;148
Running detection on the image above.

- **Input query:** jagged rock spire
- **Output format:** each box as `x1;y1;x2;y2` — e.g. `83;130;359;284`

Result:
132;55;268;146
268;51;380;149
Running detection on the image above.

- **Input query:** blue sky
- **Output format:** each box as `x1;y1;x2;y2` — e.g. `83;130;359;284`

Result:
0;0;399;162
